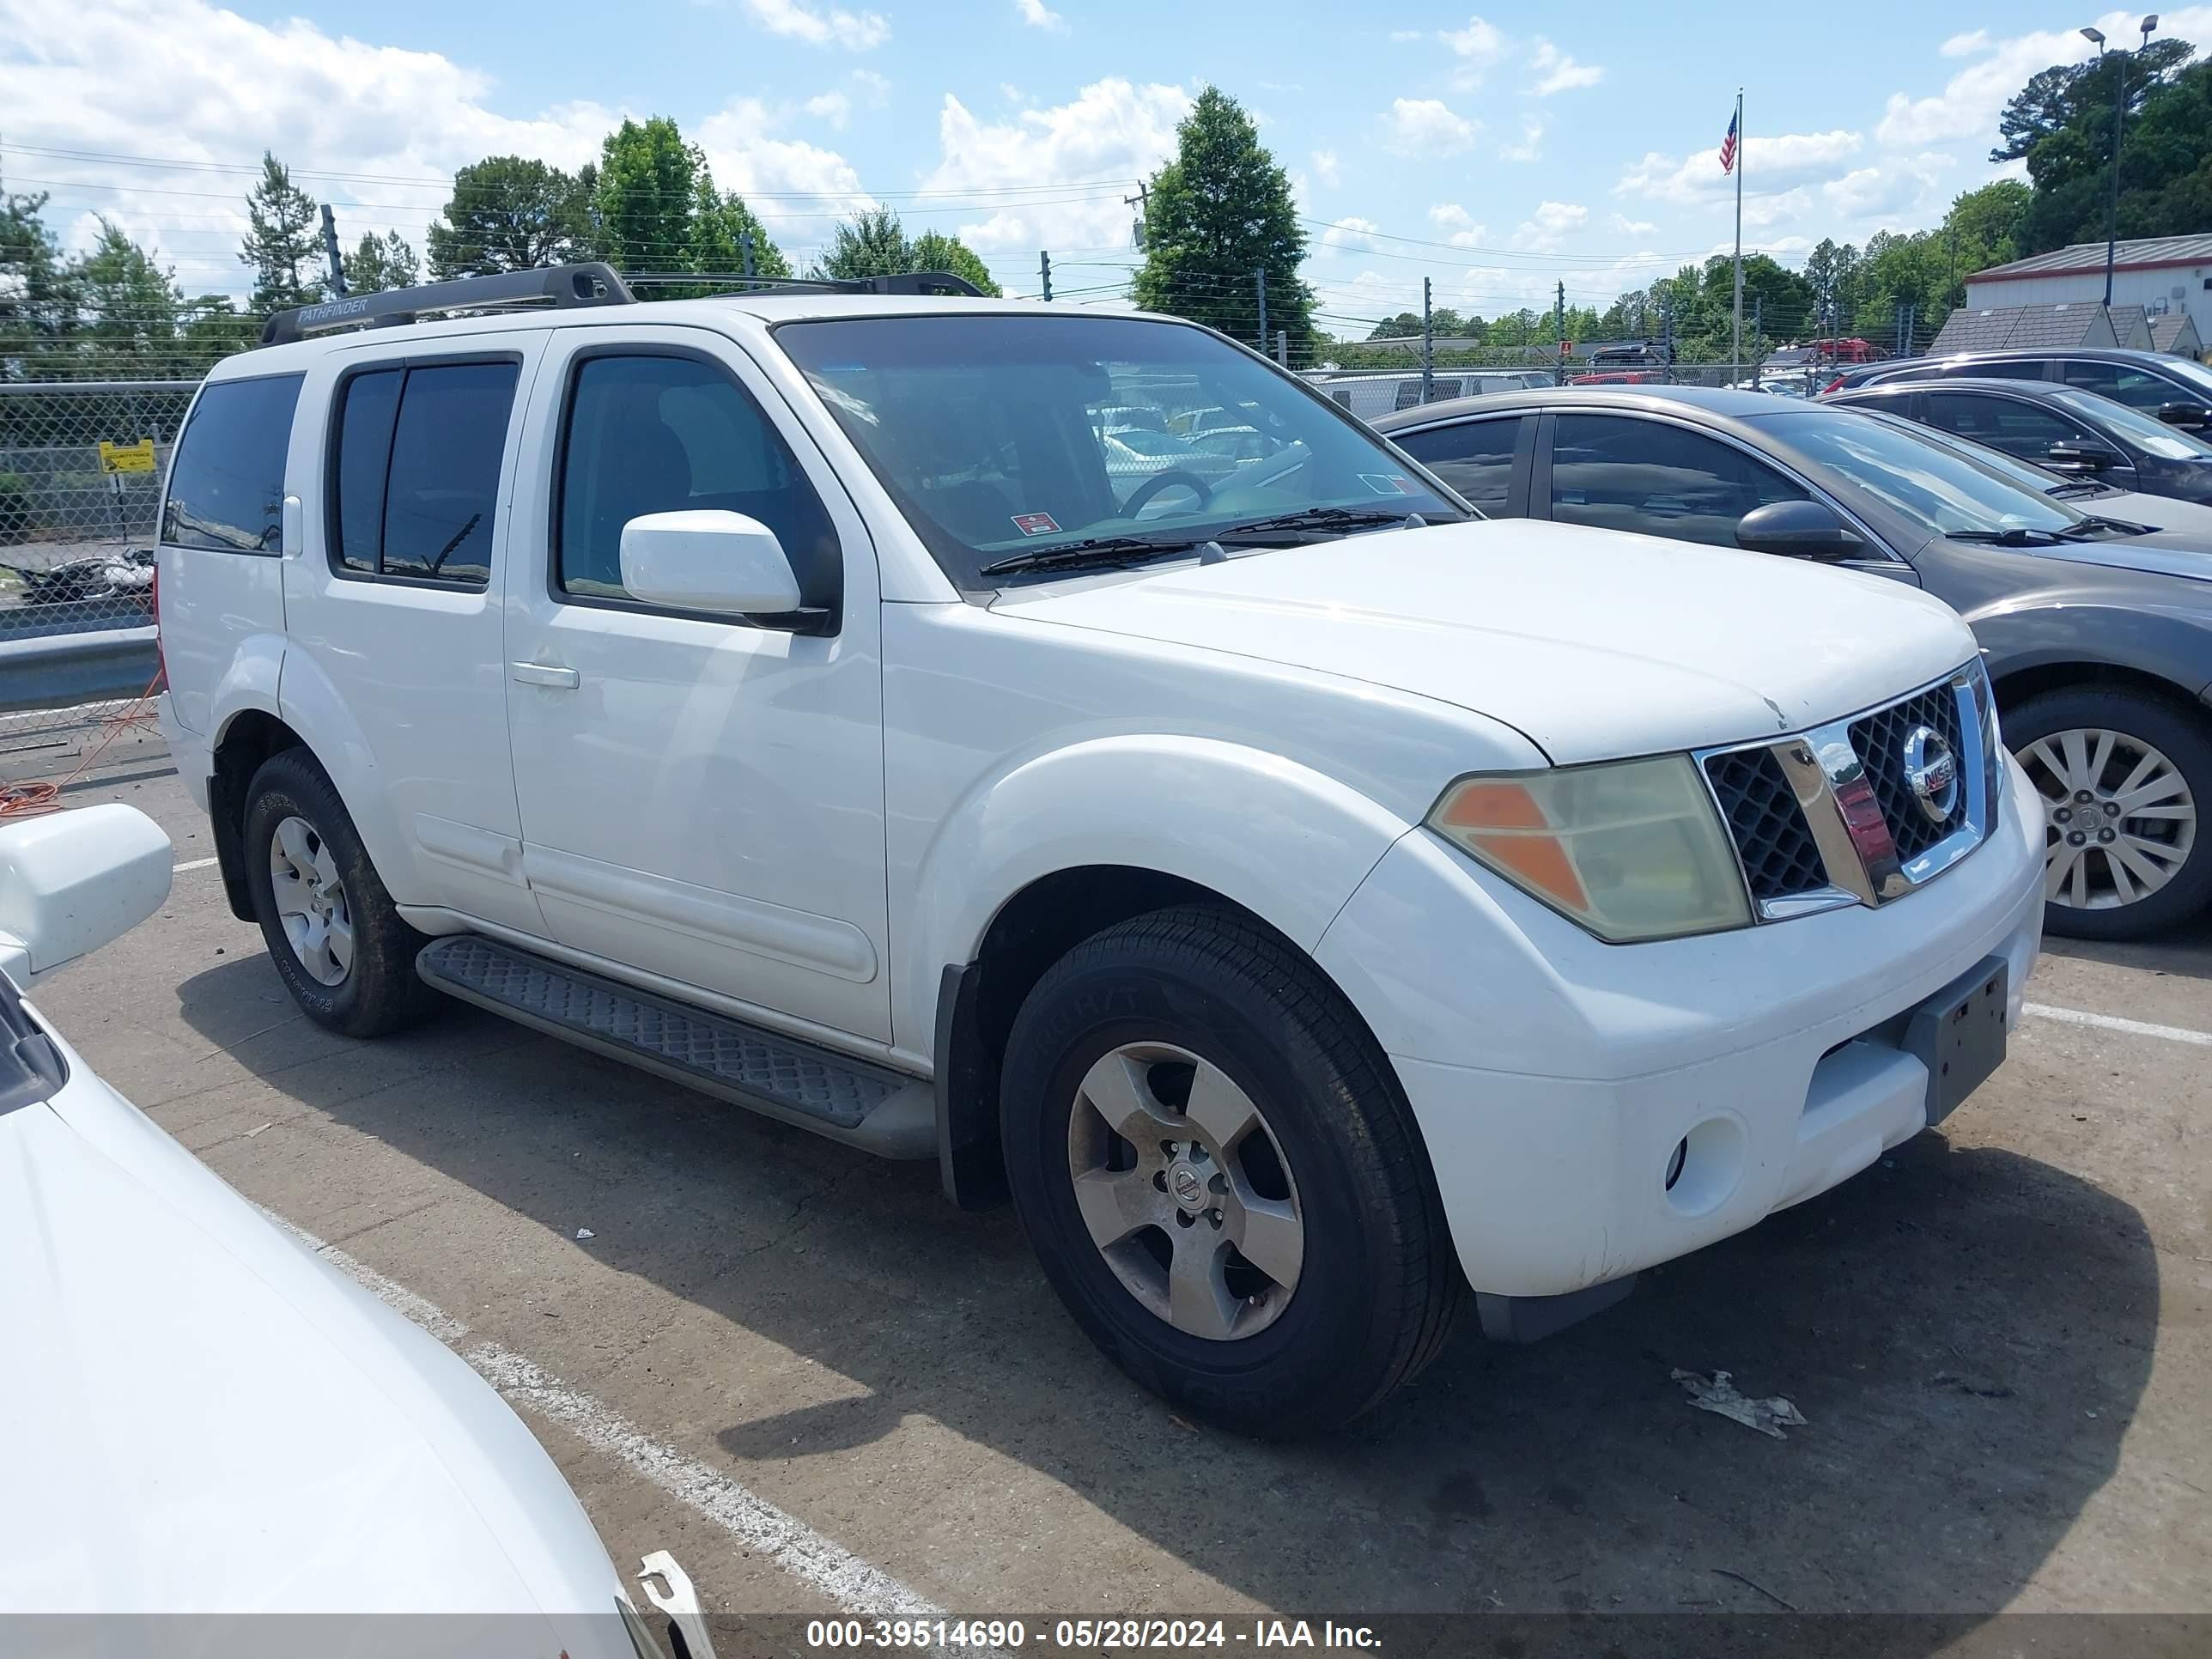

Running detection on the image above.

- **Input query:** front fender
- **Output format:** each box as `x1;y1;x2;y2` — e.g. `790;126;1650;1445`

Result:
273;647;425;903
896;735;1416;1058
1966;593;2212;708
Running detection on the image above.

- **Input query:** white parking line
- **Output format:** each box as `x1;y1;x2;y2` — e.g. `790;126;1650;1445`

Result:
173;856;219;872
259;1207;942;1619
2025;1001;2212;1049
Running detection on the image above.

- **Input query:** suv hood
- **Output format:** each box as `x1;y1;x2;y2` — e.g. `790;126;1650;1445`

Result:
994;519;1977;763
0;1050;622;1622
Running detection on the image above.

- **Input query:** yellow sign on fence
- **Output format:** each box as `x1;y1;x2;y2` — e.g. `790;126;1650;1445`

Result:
98;438;157;475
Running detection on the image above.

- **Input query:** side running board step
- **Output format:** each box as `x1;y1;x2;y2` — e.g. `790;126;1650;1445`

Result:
416;934;933;1159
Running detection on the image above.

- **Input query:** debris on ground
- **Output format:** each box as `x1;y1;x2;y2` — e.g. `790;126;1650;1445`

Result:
1670;1369;1808;1439
575;1228;595;1241
244;1122;273;1138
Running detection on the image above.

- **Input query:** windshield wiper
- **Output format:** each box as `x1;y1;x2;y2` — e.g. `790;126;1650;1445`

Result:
1945;526;2069;548
2046;479;2115;499
2058;515;2154;539
978;534;1209;578
1213;506;1425;541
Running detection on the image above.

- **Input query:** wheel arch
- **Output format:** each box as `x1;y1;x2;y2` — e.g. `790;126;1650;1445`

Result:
1990;657;2212;721
208;707;309;921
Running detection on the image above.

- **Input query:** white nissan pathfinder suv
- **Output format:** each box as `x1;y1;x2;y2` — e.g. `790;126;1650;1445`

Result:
155;264;2045;1435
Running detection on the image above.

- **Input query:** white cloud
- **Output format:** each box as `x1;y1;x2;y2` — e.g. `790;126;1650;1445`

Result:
850;69;892;106
1609;212;1657;234
1322;216;1382;251
1500;118;1544;162
1528;40;1604;94
742;0;888;51
922;78;1189;252
1507;199;1588;252
1877;9;2212;147
1382;98;1480;157
1426;204;1491;248
803;91;852;129
1013;0;1067;32
1616;129;1863;205
1822;152;1954;219
1311;149;1342;187
1741;187;1813;228
1439;15;1506;69
696;97;873;229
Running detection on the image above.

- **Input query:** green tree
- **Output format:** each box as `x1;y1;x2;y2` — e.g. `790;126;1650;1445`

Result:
690;181;791;279
592;118;697;270
426;156;592;278
72;219;181;368
240;152;324;314
1;191;80;376
816;206;910;278
346;231;420;294
908;229;1000;295
1131;87;1316;355
1993;39;2191;166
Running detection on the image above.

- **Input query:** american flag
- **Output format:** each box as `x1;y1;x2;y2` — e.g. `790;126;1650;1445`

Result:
1719;109;1739;174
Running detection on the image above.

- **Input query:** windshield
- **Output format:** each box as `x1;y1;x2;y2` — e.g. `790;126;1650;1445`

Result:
1760;408;2087;538
775;314;1466;586
2048;386;2212;460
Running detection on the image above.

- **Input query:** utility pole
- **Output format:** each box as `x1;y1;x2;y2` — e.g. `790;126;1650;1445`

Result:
1554;280;1566;380
741;232;756;281
319;203;348;298
1039;249;1052;301
1275;330;1288;367
1661;301;1675;386
2084;20;2157;310
1124;183;1150;251
1255;267;1267;354
1421;277;1434;404
1751;295;1764;388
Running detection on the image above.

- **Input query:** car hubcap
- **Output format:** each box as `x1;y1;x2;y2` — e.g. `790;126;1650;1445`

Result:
269;814;354;986
1065;1042;1304;1342
2020;728;2197;911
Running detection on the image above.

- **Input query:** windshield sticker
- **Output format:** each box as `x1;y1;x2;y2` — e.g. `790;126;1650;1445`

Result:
1012;512;1062;536
1358;473;1412;495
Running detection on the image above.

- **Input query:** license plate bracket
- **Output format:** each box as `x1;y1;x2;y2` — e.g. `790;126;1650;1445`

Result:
1904;954;2009;1128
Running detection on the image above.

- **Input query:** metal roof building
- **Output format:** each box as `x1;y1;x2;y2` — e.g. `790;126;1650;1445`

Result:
1928;301;2151;356
1964;236;2212;350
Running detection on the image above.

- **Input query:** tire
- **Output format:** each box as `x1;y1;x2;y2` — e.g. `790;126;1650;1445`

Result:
242;749;441;1036
1000;905;1464;1437
2007;685;2212;940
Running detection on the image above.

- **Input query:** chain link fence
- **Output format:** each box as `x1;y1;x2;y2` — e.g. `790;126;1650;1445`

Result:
0;380;194;786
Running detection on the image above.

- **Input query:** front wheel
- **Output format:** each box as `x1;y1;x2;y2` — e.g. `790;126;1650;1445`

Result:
1000;906;1463;1437
2008;686;2210;939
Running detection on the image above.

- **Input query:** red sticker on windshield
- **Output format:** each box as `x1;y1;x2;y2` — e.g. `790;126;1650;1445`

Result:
1012;512;1061;536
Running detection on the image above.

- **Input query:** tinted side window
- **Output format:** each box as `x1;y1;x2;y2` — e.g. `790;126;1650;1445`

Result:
1924;392;2087;459
1944;360;2048;382
1392;418;1523;511
380;362;517;584
557;354;838;608
331;368;403;574
2058;361;2172;410
1550;415;1808;546
161;374;303;553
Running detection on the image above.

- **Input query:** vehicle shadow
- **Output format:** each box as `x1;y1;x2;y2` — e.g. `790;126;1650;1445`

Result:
2039;927;2212;982
173;956;2159;1628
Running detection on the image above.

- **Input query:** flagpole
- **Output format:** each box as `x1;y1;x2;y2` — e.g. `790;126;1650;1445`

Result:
1732;88;1744;384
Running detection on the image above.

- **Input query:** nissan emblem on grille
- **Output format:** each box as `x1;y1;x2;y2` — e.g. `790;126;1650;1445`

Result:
1903;726;1960;825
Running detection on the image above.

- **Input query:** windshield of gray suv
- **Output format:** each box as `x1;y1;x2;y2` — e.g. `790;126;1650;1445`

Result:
776;313;1467;586
2048;386;2212;461
1761;408;2088;538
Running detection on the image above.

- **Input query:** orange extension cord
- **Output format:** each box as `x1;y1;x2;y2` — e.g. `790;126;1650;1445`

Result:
0;672;165;820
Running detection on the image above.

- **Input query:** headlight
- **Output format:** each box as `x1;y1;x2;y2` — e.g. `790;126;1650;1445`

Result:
1426;755;1753;943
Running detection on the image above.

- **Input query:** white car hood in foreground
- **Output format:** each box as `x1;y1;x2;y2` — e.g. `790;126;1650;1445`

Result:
0;1036;622;1630
996;519;1978;763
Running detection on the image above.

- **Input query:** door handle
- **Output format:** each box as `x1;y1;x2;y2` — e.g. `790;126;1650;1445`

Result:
511;662;580;690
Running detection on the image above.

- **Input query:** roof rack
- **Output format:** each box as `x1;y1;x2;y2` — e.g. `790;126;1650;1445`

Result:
258;262;987;347
259;263;633;346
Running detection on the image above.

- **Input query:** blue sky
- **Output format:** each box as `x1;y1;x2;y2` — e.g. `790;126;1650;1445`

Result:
3;1;2204;334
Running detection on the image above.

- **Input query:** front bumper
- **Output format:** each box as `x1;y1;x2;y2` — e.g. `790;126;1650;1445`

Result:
1316;755;2045;1298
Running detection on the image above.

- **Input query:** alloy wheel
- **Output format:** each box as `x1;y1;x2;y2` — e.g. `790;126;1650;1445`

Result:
268;814;355;986
1066;1042;1304;1342
2021;727;2198;911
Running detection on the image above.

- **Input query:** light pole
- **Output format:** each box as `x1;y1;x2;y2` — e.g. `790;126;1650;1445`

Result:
2082;15;2159;308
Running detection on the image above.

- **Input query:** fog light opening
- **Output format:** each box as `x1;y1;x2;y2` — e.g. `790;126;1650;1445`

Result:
1663;1115;1748;1218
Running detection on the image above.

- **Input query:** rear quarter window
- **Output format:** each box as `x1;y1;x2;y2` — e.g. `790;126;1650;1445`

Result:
161;374;304;553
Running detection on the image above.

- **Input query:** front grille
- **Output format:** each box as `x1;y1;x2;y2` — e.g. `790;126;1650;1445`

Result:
1705;745;1827;903
1850;683;1967;861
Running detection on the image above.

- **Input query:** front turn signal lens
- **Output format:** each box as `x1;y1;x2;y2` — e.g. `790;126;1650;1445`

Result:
1427;755;1753;943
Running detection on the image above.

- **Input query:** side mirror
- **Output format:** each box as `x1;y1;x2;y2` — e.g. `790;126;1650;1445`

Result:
1735;499;1867;561
2155;400;2209;430
2045;439;2124;474
618;511;809;623
0;804;173;986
